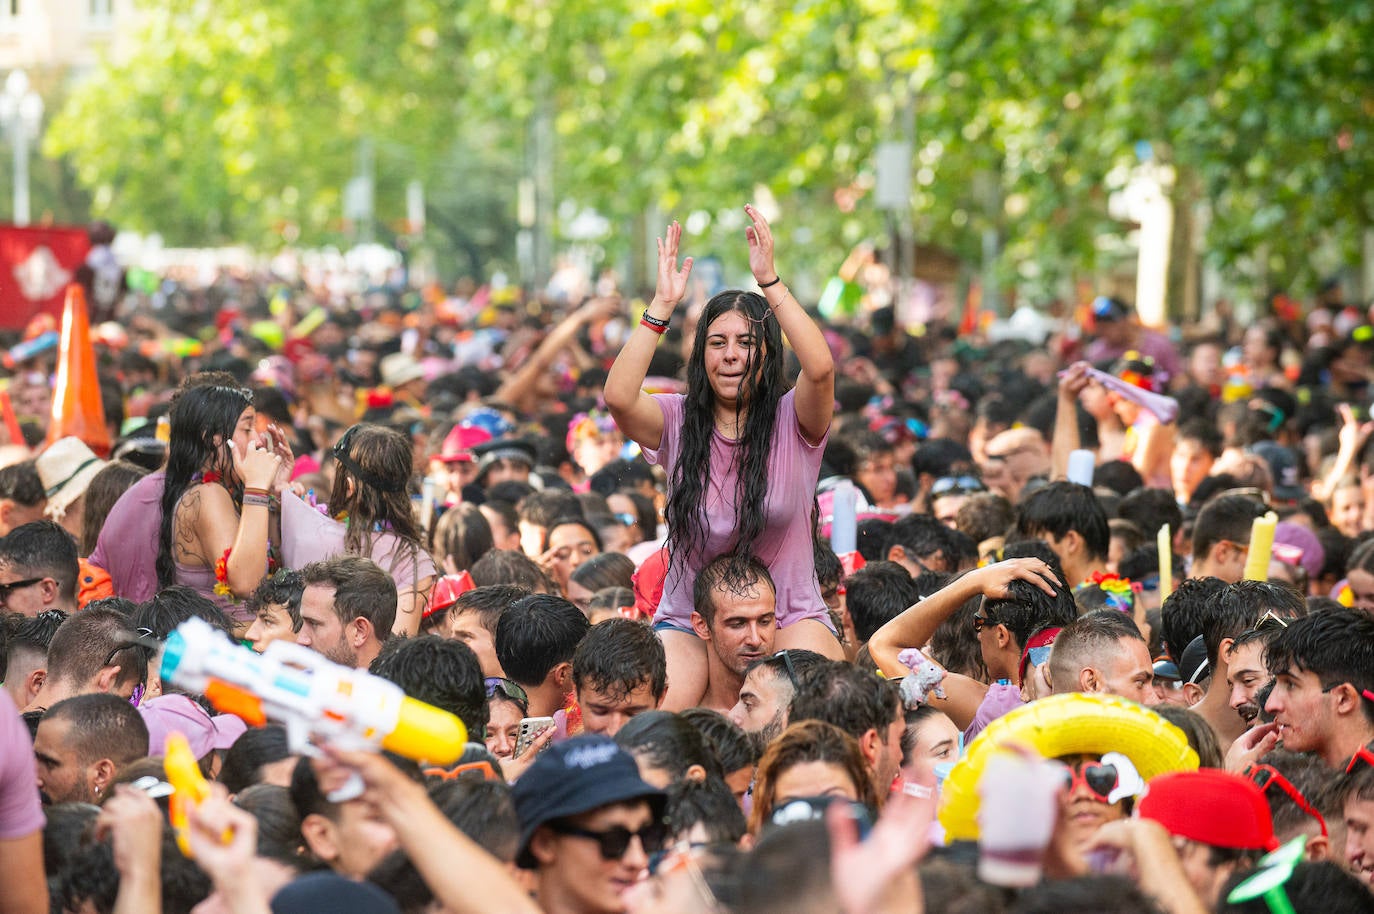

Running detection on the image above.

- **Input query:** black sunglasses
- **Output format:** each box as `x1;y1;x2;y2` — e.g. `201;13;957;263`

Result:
485;677;529;709
548;819;668;860
0;577;44;600
102;629;157;670
973;612;998;633
931;475;986;498
332;423;361;459
769;650;800;689
102;641;136;669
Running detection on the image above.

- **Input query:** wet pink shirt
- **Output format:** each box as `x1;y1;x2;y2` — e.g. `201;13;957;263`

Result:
0;690;43;839
642;388;830;629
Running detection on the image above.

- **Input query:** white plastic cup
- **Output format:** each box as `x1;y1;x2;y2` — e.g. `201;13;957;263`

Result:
1066;449;1096;487
977;753;1064;887
830;480;858;555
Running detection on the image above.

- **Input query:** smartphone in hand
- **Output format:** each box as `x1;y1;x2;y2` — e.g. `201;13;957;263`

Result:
514;716;555;757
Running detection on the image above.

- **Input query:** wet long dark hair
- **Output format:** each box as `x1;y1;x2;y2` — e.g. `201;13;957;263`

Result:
327;424;423;585
156;374;254;588
665;290;787;586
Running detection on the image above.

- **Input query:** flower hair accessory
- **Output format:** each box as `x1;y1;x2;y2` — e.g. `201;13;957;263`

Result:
1088;571;1140;594
1080;572;1141;614
1114;351;1158;392
213;546;280;601
213;549;232;598
565;410;620;454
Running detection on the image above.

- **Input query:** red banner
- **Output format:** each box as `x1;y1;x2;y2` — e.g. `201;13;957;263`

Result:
0;225;90;331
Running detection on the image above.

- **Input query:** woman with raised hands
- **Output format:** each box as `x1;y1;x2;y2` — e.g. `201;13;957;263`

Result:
154;373;289;627
606;205;841;711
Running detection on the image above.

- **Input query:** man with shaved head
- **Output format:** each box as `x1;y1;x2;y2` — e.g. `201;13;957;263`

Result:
33;693;149;805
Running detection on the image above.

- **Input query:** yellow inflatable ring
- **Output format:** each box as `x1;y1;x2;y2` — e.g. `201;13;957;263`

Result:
938;692;1199;840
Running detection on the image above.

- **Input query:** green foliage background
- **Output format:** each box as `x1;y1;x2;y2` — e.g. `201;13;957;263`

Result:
41;0;1374;293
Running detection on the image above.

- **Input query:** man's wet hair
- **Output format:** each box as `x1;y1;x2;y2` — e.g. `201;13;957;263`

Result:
1265;608;1374;726
45;606;147;692
494;593;590;687
981;576;1077;653
44;693;150;769
789;661;899;745
693;555;775;629
450;584;527;635
132;585;236;640
1160;576;1227;664
0;461;43;507
1048;610;1146;692
1014;482;1110;562
1208;580;1304;668
371;635;489;739
572;617;668;703
844;561;918;643
0;520;80;603
1191;494;1268;561
665;777;747;845
679;707;758;772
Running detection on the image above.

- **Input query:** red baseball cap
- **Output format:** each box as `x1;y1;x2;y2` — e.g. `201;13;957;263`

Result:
424;571;475;619
1137;769;1278;851
437;425;493;463
1018;626;1062;685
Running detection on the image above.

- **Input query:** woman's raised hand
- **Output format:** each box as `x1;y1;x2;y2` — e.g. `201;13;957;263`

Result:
230;436;282;492
655;221;693;306
265;424;296;492
745;203;778;285
1337;402;1374;454
1058;361;1092;400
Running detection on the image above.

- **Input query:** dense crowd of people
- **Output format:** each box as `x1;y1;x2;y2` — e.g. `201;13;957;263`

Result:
2;213;1374;914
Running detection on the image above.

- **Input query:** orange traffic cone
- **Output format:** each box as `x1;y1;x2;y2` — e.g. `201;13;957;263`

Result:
48;284;111;457
0;388;21;447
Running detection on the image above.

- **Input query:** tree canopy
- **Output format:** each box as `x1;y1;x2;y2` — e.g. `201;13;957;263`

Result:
45;0;1374;293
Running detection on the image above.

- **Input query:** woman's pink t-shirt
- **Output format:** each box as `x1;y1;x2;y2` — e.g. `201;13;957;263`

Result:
642;388;830;629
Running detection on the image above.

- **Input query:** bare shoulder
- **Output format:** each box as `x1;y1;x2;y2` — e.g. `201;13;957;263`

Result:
173;483;238;562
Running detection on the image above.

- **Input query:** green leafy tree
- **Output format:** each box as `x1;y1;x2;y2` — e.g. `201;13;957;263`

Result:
44;0;1374;296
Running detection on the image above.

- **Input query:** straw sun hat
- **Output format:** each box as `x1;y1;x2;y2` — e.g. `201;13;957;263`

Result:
35;437;107;521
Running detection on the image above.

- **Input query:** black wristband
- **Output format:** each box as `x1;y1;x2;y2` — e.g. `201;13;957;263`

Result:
641;311;670;328
759;275;782;289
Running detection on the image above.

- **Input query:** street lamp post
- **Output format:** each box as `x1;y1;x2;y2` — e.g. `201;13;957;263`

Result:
0;69;44;227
